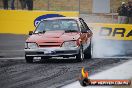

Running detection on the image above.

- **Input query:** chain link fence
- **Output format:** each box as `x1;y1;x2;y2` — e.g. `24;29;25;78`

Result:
0;0;124;13
1;0;130;13
0;0;94;14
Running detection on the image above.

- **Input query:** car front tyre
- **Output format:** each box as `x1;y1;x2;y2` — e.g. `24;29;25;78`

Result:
25;56;33;63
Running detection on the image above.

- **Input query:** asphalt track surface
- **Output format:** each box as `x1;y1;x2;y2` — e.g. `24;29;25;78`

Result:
0;34;131;88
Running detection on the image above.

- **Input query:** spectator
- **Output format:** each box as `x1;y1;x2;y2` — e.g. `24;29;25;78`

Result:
19;0;26;10
3;0;8;10
26;0;33;10
127;1;132;24
10;0;15;10
117;2;128;24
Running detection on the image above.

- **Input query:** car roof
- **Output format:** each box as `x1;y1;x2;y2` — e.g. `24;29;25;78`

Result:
44;17;79;21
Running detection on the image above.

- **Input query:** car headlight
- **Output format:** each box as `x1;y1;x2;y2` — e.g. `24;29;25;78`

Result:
25;43;38;49
25;43;28;49
62;41;77;47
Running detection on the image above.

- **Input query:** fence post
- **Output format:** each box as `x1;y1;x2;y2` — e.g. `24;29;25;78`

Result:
47;0;50;10
17;0;18;9
78;0;80;14
112;8;114;22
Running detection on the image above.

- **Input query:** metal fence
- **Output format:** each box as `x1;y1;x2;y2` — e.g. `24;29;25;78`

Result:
0;0;95;14
0;0;122;14
0;0;80;11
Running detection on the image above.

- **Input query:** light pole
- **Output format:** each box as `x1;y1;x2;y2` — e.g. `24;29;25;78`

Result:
78;0;80;14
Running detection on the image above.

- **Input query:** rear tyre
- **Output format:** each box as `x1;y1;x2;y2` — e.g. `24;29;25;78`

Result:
84;43;92;59
25;56;33;63
76;46;84;62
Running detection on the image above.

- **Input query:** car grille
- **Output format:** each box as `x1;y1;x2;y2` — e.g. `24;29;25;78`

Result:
38;42;62;47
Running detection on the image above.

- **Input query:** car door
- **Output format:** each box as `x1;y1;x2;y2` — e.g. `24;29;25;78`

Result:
79;18;92;50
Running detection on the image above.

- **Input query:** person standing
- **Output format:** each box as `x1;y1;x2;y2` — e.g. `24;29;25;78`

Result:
2;0;8;10
117;2;128;24
26;0;33;10
127;1;132;24
10;0;15;10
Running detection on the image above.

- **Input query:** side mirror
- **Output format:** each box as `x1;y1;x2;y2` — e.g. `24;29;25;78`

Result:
29;31;33;35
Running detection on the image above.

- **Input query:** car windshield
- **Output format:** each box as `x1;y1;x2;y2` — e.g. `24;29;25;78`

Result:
34;19;79;33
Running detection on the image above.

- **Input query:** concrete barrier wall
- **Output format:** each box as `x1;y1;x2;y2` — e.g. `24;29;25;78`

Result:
0;10;79;34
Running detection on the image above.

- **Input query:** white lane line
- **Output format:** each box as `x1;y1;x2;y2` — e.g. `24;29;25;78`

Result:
0;57;25;60
62;60;132;88
0;50;24;51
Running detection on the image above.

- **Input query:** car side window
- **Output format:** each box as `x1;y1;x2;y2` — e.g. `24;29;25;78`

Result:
79;19;85;30
83;21;90;30
79;18;90;31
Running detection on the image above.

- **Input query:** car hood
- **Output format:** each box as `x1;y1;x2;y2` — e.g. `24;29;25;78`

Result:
26;31;80;43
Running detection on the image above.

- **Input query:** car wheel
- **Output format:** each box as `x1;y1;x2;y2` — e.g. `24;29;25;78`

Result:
25;56;33;63
76;46;84;62
84;43;92;59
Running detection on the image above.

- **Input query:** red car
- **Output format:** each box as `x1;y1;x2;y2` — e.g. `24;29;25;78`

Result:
25;17;93;63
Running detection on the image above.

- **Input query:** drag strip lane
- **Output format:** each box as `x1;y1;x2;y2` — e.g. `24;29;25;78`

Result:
0;57;129;88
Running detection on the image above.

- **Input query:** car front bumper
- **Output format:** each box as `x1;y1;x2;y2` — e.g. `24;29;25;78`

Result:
25;47;80;57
